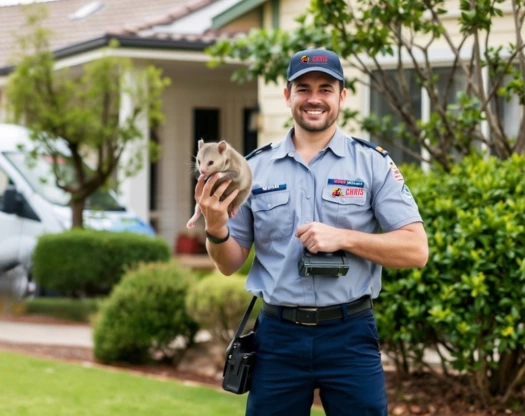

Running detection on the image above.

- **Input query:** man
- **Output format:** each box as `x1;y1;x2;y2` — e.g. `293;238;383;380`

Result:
194;49;428;416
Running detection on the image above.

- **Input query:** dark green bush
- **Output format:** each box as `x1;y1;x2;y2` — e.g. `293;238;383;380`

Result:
93;261;198;365
33;230;171;296
23;297;101;323
378;155;525;404
238;247;256;276
185;271;259;345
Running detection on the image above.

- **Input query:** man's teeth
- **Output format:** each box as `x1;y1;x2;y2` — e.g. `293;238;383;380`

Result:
306;110;323;114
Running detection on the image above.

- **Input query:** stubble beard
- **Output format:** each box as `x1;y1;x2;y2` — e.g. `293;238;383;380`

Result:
294;106;339;133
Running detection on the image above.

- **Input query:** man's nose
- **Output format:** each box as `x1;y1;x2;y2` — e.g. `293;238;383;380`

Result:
306;92;322;103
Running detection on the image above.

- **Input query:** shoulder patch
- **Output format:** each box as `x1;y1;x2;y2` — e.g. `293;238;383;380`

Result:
351;136;389;158
245;143;273;160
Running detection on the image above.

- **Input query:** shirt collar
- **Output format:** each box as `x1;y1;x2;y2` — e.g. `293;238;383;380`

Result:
271;128;296;160
326;127;346;158
271;127;347;160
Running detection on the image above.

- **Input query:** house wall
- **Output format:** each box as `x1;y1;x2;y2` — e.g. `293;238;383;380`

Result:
221;8;261;33
0;87;6;123
155;65;257;248
256;0;521;145
257;0;310;145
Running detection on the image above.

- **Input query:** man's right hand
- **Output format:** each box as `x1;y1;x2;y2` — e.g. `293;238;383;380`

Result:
194;173;239;236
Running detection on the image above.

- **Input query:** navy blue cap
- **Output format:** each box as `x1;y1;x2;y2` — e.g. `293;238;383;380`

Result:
287;49;344;84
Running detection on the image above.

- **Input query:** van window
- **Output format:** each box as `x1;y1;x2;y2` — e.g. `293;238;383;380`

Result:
0;167;14;211
3;152;125;211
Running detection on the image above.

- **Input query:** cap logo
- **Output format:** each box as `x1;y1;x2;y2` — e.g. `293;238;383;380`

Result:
301;55;310;63
312;55;328;63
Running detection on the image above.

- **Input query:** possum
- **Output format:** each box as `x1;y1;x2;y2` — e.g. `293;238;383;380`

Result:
186;139;252;229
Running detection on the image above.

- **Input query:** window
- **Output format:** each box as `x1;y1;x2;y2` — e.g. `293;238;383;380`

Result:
497;69;522;139
432;67;468;110
0;167;14;211
369;69;421;165
3;152;124;211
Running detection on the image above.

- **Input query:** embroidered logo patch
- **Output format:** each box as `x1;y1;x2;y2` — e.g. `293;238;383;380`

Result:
389;161;404;182
331;187;365;198
402;184;413;198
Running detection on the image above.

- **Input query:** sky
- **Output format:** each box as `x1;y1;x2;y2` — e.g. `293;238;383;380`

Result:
0;0;58;6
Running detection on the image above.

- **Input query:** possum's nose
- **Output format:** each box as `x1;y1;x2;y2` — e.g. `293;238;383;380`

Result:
199;168;207;176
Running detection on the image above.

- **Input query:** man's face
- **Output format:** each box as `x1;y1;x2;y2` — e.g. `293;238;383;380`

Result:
284;72;347;133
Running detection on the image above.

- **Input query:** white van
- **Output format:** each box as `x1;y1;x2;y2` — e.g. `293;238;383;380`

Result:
0;123;155;300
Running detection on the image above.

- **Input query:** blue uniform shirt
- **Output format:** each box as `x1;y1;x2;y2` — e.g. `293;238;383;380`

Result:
229;127;423;307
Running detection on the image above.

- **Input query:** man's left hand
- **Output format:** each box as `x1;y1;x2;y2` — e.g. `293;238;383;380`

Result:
296;222;343;253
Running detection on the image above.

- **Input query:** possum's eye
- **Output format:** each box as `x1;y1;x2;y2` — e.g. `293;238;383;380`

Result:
197;159;200;165
208;161;214;166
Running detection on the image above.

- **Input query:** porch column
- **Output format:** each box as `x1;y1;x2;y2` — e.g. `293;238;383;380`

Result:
118;68;150;223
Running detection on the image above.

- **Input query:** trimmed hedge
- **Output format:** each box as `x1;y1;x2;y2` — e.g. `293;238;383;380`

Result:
185;271;259;345
93;261;198;365
33;230;171;296
23;297;101;323
378;155;525;404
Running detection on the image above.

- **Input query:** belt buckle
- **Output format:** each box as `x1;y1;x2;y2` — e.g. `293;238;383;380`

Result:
295;307;318;326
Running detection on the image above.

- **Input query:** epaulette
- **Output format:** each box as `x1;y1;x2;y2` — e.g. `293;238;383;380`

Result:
245;143;273;160
351;136;389;157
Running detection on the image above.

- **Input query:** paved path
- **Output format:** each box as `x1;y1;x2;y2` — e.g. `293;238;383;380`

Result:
0;320;443;365
0;321;93;348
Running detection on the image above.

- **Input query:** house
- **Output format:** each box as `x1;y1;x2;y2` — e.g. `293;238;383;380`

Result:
0;0;521;251
0;0;263;250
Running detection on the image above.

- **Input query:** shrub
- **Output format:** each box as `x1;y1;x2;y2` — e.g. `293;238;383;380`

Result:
238;247;256;276
185;271;259;345
379;155;525;404
23;297;101;323
93;261;198;365
33;230;171;296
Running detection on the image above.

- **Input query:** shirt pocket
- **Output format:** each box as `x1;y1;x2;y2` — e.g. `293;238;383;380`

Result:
252;190;294;242
321;186;366;228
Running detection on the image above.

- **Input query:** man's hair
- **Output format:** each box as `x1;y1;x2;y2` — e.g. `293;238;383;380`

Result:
286;80;344;92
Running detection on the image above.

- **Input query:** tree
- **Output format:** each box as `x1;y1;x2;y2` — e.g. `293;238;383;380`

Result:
207;0;525;171
5;6;170;227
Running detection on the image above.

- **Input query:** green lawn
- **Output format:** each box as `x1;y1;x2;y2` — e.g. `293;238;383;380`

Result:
0;351;325;416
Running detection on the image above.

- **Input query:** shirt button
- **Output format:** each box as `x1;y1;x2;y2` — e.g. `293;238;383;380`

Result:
267;203;271;208
306;195;310;199
306;286;312;290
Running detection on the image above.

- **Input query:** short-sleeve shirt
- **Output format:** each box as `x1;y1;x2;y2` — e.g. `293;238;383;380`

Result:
229;127;422;307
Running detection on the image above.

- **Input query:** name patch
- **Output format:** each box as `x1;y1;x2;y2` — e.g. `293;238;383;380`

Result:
331;187;366;198
328;179;365;188
252;184;287;195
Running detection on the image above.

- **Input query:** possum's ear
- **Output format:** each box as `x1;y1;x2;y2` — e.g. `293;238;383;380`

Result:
218;141;228;154
198;139;204;149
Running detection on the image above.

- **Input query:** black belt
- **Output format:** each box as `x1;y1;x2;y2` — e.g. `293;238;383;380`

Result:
262;296;372;326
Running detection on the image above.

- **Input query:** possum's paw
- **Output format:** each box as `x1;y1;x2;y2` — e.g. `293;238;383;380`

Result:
186;220;196;229
229;207;239;219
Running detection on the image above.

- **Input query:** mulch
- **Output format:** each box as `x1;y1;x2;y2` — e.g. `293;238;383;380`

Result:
0;315;523;415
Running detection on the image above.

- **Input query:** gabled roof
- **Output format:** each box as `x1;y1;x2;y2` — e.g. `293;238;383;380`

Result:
0;0;242;72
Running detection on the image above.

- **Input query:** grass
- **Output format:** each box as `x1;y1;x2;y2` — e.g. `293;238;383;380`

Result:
0;351;326;416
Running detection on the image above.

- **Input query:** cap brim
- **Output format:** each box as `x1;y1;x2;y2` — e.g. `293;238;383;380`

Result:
288;66;344;82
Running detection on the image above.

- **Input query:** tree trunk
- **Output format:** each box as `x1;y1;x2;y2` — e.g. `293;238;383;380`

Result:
70;197;86;229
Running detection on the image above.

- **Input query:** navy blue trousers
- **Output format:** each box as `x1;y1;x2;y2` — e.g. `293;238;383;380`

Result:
246;308;388;416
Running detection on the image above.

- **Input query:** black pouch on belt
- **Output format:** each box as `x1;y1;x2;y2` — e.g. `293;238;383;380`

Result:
298;249;350;277
222;296;258;394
